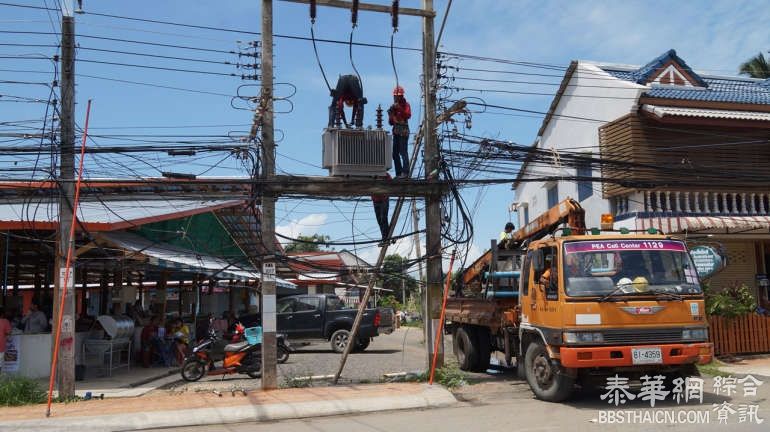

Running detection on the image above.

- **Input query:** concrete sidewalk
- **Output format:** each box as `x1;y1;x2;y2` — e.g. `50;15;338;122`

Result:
718;354;770;378
0;383;456;432
40;367;180;399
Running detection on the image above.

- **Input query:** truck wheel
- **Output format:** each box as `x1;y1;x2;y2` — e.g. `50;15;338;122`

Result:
453;326;478;371
330;329;351;353
354;338;370;352
471;326;491;372
524;342;574;402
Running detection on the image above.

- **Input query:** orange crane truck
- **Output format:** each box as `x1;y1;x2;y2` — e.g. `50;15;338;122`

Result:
446;199;716;402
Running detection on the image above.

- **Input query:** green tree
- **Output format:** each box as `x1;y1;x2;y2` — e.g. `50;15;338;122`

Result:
378;254;418;303
739;52;770;79
284;234;331;253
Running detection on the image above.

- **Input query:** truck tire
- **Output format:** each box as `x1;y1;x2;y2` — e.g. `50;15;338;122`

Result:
524;341;574;402
330;329;351;353
471;326;491;372
453;326;478;371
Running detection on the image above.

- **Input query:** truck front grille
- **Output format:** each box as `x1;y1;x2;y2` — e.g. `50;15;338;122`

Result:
601;328;683;344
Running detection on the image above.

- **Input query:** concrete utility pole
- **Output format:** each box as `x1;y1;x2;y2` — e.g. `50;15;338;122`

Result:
421;0;443;368
259;0;278;390
411;199;424;282
53;0;77;398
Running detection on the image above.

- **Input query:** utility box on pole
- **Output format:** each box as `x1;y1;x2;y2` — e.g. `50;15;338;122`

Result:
322;128;392;176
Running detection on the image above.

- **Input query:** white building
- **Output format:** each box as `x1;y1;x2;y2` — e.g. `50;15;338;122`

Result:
513;49;770;305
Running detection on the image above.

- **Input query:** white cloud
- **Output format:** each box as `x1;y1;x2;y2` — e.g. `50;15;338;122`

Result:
276;213;329;243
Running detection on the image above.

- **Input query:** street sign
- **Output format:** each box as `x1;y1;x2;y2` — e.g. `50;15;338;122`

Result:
263;262;276;282
689;245;726;279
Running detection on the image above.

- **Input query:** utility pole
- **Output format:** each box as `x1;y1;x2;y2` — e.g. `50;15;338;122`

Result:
411;199;424;282
53;0;76;398
421;0;443;368
259;0;278;390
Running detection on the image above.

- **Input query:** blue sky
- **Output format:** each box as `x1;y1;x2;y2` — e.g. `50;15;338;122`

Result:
1;0;769;270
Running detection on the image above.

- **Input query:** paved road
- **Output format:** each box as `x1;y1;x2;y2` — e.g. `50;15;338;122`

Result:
156;326;445;393
149;367;770;432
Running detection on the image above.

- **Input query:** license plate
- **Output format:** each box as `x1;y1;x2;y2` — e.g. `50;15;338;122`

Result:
631;347;662;365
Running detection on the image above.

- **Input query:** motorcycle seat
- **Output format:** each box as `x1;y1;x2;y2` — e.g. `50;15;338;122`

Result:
224;341;249;352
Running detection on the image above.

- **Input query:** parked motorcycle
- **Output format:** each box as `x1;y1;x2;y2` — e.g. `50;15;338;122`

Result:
181;324;261;382
181;324;291;382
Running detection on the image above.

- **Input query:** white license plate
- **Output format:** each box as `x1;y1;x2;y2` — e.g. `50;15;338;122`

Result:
631;347;662;365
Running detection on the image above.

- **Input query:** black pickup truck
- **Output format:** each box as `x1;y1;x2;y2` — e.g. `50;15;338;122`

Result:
240;294;383;353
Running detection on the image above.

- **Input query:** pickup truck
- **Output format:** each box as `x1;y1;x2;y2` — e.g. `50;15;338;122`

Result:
239;294;382;353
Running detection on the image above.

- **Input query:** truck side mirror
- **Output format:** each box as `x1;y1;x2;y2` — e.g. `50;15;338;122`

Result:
689;245;728;280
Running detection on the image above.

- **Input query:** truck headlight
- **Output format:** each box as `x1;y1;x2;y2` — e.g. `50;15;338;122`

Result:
563;331;603;344
682;328;708;341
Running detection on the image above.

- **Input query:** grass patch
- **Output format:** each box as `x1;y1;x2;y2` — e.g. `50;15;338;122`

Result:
432;363;468;389
395;363;468;389
0;375;47;406
698;359;730;378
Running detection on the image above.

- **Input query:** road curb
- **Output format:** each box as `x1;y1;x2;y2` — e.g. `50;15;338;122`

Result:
0;384;457;432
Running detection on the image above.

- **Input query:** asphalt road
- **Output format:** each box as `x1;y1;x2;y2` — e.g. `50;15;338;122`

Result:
150;330;770;431
149;367;770;432
156;326;443;393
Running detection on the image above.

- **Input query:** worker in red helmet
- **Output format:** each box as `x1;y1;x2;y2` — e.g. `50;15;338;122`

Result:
388;86;411;178
328;74;366;129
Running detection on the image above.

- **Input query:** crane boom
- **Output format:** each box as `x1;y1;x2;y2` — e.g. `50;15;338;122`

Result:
461;198;586;286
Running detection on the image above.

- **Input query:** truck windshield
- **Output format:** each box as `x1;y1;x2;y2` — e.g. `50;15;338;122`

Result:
563;240;701;297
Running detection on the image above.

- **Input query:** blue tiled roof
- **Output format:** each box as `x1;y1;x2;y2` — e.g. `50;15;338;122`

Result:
601;50;770;105
629;49;708;87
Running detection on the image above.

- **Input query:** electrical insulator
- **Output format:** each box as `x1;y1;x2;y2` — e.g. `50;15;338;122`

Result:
376;105;384;129
391;1;399;29
351;0;359;27
310;0;317;23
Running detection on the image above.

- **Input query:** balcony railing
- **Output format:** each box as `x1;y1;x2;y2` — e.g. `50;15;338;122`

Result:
642;191;770;215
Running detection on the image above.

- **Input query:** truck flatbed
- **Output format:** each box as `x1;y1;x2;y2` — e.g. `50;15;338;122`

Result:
445;297;518;333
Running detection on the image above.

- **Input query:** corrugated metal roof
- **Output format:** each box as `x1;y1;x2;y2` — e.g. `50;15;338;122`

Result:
100;231;296;289
642;104;770;121
0;198;244;231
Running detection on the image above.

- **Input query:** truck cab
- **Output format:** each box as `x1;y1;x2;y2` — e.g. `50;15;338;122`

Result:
519;234;712;401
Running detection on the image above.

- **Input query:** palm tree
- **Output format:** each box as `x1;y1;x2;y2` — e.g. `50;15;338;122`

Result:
739;53;770;79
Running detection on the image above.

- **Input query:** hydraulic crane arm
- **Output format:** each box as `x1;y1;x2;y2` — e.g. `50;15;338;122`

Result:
461;198;586;286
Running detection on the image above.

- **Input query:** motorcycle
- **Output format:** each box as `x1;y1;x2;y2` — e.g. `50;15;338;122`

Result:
180;324;291;382
181;324;261;382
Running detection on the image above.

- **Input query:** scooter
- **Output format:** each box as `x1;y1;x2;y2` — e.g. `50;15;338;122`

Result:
181;324;262;382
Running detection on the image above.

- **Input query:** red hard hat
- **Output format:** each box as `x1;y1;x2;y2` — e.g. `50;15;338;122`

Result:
393;86;405;96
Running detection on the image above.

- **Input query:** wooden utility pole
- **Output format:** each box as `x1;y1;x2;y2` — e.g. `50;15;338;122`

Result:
259;0;278;390
53;0;77;398
421;0;443;368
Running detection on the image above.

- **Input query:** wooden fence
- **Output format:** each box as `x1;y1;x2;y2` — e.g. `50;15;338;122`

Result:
709;314;770;356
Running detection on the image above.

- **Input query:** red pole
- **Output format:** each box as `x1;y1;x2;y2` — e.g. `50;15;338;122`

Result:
46;99;91;416
429;249;455;385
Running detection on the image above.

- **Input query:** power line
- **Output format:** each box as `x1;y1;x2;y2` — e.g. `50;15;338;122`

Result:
76;58;239;77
